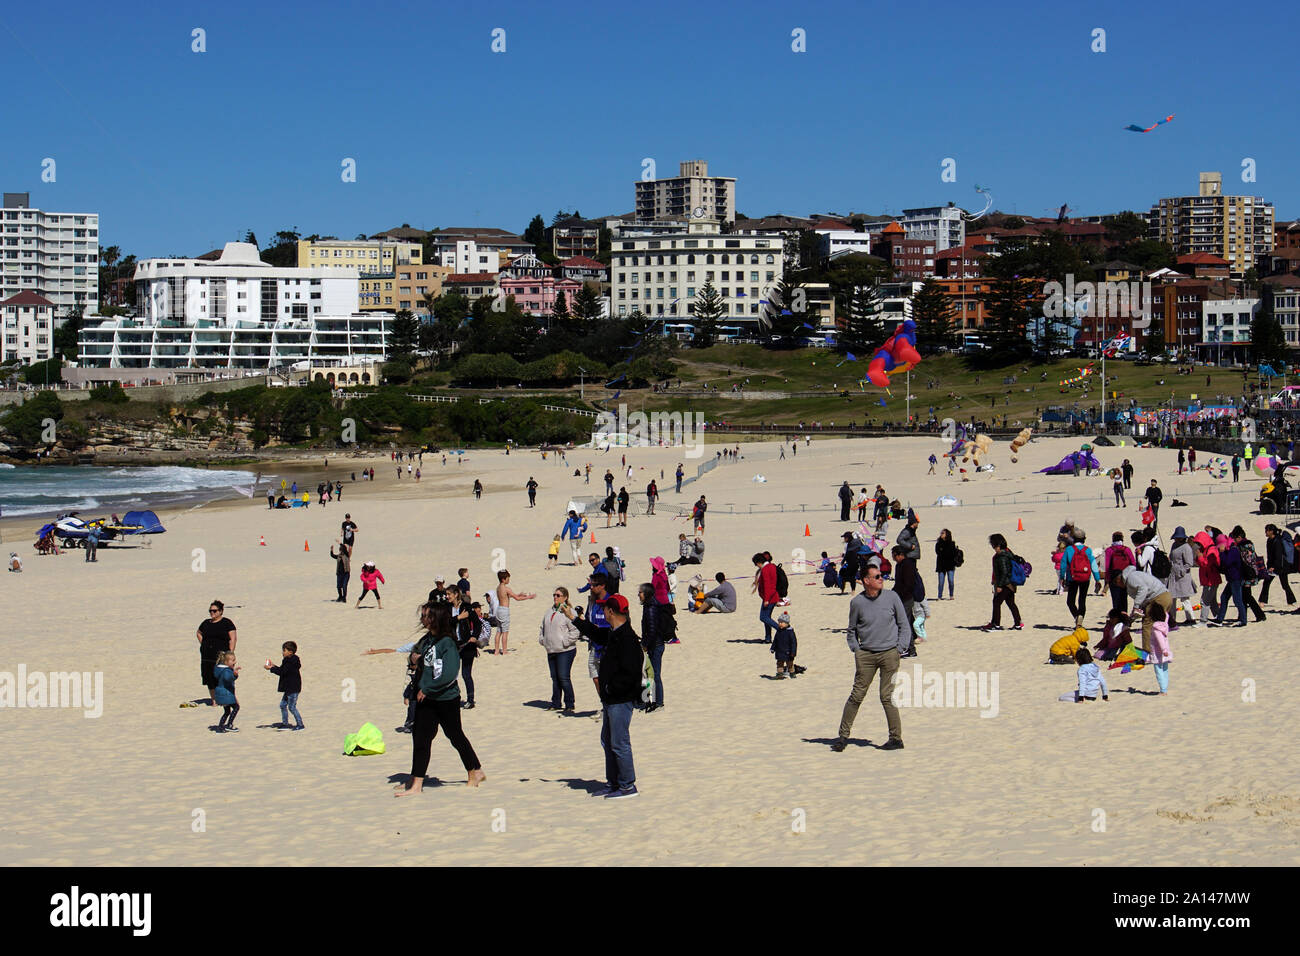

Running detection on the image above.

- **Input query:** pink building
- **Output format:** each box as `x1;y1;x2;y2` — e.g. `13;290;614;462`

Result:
499;274;583;316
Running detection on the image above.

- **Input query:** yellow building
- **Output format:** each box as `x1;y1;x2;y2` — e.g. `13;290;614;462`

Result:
1148;172;1274;278
297;238;422;276
394;263;452;313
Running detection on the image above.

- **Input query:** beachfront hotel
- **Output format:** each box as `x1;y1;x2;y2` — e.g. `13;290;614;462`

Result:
607;218;784;325
76;242;392;369
1;191;99;316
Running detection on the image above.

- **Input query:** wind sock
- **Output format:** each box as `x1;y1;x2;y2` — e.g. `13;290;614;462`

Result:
866;320;921;387
1124;113;1174;133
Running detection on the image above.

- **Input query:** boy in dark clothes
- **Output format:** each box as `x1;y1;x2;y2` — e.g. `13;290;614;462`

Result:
264;641;304;729
772;612;799;678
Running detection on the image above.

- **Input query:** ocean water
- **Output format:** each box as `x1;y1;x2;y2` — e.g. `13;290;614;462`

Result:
0;464;259;518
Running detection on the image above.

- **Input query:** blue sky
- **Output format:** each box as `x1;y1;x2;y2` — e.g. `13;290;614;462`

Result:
1;0;1294;257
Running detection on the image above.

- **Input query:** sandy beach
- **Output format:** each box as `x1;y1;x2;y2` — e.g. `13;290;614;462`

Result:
2;435;1297;866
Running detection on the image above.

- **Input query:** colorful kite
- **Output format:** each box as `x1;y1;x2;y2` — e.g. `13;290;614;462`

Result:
1101;332;1132;357
866;319;922;387
1125;114;1174;133
1059;364;1096;388
1107;643;1148;673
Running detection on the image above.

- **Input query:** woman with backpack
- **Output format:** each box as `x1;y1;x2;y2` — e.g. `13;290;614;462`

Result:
1059;532;1102;629
1260;524;1297;606
766;551;791;607
752;552;781;643
935;528;959;600
982;533;1024;631
396;601;485;795
1104;532;1135;614
449;589;481;710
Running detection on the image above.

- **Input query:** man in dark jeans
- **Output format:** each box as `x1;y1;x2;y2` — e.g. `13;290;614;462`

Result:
1144;480;1163;530
566;593;644;799
1261;523;1297;605
637;584;670;713
838;481;854;521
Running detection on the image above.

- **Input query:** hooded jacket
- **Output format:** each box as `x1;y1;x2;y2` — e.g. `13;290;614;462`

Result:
1120;566;1169;609
649;557;671;605
896;525;921;562
1193;532;1221;586
268;654;302;694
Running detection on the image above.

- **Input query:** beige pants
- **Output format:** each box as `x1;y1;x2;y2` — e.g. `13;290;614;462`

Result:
838;647;902;742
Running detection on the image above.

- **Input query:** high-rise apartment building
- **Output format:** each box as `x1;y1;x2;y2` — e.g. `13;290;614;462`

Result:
0;192;99;316
634;160;735;224
1148;172;1274;278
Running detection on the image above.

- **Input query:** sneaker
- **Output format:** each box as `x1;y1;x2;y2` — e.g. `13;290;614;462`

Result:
605;786;639;799
271;722;288;729
830;737;848;752
591;785;617;798
213;727;227;733
226;726;239;733
292;724;305;730
562;706;575;714
880;739;904;750
1011;623;1025;630
980;623;1002;631
666;637;680;644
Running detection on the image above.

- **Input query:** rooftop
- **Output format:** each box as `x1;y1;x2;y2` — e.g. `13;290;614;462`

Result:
1;291;54;307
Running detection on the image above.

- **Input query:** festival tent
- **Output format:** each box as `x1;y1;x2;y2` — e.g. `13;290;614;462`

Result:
1038;450;1101;474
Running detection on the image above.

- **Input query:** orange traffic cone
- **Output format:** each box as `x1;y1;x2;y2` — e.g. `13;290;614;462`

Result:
1016;518;1024;532
590;531;597;544
803;524;811;537
474;526;481;538
259;535;266;547
303;540;310;552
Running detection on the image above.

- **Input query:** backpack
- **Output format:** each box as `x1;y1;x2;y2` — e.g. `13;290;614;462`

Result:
1108;546;1132;574
1068;546;1093;583
1008;554;1030;587
1150;548;1172;581
954;547;965;568
1283;535;1296;569
774;563;789;598
1238;541;1264;581
658;603;678;643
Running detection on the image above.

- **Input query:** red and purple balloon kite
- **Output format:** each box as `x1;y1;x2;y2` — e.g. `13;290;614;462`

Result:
866;319;922;388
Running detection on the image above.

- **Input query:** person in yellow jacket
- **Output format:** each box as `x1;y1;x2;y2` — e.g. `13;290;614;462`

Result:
1049;626;1089;665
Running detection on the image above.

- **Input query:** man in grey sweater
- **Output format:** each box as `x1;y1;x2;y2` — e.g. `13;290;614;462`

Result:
831;563;910;752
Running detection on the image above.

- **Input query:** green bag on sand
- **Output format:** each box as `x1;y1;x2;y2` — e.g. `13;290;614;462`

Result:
343;722;386;756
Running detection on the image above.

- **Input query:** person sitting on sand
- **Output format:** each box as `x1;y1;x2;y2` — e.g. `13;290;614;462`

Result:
1093;609;1132;661
1058;647;1108;703
8;552;21;572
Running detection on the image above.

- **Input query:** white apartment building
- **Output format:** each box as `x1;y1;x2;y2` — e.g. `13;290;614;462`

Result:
816;229;875;258
1263;276;1300;346
1202;298;1258;344
0;291;55;364
608;219;783;324
634;160;736;224
1;192;99;316
426;228;531;273
77;242;391;369
297;237;422;275
898;207;965;252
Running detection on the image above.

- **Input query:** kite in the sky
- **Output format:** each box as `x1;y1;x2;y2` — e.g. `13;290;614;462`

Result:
962;184;993;221
866;320;922;387
1125;114;1174;133
1059;363;1096;389
835;351;857;368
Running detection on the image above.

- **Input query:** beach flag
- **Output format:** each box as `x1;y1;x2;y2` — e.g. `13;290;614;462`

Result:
1140;507;1155;526
1108;643;1148;673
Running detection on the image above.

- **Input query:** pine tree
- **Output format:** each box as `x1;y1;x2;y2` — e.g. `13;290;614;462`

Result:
910;278;958;352
977;273;1034;365
839;284;885;356
1251;286;1289;364
388;309;420;356
551;290;569;322
523;214;547;257
572;282;603;328
692;281;726;348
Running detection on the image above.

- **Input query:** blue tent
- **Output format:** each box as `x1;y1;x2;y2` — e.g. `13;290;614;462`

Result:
122;510;166;534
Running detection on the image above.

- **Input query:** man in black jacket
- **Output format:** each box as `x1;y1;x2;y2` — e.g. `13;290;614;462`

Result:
838;481;854;521
567;592;644;799
638;583;672;713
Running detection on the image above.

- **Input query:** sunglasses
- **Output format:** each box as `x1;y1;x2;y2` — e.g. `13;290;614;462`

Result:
209;608;220;613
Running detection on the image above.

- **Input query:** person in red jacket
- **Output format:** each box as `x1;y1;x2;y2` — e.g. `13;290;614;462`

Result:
752;552;780;644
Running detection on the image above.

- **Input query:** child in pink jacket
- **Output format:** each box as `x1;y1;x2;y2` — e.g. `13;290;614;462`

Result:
356;561;385;609
1147;602;1171;694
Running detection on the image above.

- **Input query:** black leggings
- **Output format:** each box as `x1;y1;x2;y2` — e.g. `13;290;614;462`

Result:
459;646;477;703
219;703;239;728
992;587;1020;626
1066;580;1090;620
410;695;480;778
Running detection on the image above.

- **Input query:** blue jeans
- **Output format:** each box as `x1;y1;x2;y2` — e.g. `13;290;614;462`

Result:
600;700;636;789
646;641;664;705
759;603;779;643
547;648;576;709
937;570;955;599
1153;662;1169;693
280;692;302;727
1215;579;1246;623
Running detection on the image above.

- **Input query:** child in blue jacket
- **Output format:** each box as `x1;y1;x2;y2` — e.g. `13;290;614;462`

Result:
214;651;240;732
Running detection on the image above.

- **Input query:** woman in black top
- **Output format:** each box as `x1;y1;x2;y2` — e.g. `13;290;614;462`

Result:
449;588;480;710
616;487;630;526
196;599;237;705
935;529;958;600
